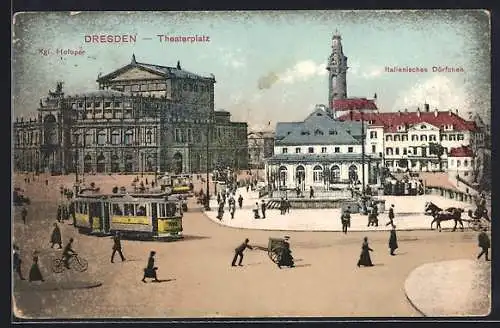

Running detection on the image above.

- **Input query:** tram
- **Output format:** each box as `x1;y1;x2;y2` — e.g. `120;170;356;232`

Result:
72;192;183;239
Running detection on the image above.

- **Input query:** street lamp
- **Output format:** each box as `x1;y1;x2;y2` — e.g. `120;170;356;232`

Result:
361;111;366;196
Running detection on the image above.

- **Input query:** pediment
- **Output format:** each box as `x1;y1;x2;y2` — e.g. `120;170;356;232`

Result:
110;67;164;81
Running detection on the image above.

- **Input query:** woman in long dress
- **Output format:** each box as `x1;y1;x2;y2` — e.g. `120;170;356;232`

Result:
29;251;44;282
389;225;398;256
357;237;374;267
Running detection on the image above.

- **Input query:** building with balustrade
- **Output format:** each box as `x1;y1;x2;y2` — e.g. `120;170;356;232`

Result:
247;130;275;169
13;55;248;174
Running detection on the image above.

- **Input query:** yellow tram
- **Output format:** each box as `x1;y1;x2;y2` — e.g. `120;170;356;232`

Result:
72;192;183;239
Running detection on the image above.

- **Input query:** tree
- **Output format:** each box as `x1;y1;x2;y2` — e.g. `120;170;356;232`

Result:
428;142;445;171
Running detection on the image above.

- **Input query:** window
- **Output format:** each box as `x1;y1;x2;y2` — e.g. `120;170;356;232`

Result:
371;145;376;153
193;84;198;92
78;102;83;108
295;147;301;154
114;101;121;108
300;131;310;136
330;165;340;182
421;124;427;129
95;101;101;107
348;147;353;153
457;134;464;140
314;129;324;136
158;203;166;217
321;147;327;153
187;128;193;143
111;130;120;145
146;130;153;145
308;147;314;153
113;204;124;215
441;135;447;141
449;135;456;141
175;128;182;142
386;147;393;156
420;135;427;141
131;85;139;92
140;84;148;91
136;205;147;216
457;160;461;167
334;147;340;153
450;159;454;166
329;130;338;135
395;148;400;155
394;135;401;141
282;147;288;154
402;135;408;141
313;165;323;183
85;131;93;146
86;102;92;108
464;172;469;176
370;131;377;139
463;159;468;167
105;102;111;108
386;135;392;141
97;130;106;145
429;135;436;141
124;130;133;145
403;148;407;155
124;204;135;216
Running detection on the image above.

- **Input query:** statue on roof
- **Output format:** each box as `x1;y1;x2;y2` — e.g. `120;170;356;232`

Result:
177;60;181;70
132;54;137;64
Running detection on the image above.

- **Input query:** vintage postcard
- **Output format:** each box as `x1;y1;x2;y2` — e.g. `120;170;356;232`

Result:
12;10;491;319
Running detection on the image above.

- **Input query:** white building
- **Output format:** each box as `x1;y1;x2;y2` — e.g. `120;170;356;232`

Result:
265;107;380;191
447;145;475;182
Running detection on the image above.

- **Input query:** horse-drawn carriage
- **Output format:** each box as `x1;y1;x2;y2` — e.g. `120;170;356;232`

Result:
424;201;490;232
254;237;295;268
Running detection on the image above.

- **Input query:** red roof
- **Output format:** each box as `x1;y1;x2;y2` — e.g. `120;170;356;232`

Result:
449;145;473;157
333;98;378;111
337;110;477;132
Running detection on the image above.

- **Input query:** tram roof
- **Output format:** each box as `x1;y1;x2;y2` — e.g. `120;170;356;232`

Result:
75;192;171;200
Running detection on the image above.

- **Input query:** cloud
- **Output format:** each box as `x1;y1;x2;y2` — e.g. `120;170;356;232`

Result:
219;48;247;68
256;60;326;90
392;75;469;112
362;66;384;79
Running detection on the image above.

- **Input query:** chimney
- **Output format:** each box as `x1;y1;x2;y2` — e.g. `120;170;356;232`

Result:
424;103;430;112
398;110;401;116
434;108;438;117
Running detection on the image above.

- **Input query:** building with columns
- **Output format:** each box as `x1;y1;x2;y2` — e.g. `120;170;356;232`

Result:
13;55;248;174
247;130;275;169
266;107;379;191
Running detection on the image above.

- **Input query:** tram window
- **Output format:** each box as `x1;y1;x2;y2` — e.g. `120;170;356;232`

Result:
166;203;176;217
137;205;147;216
159;203;166;217
83;203;88;214
113;204;124;215
124;203;135;216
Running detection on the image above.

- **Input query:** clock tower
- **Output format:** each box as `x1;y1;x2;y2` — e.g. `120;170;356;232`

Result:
326;32;348;108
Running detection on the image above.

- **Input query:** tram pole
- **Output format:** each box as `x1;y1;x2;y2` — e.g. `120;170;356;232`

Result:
204;113;211;211
361;111;366;196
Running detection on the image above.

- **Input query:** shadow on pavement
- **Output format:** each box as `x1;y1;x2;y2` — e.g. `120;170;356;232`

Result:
293;263;311;268
14;280;102;292
143;278;175;284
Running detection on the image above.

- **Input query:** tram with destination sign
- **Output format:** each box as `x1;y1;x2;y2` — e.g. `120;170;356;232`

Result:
72;192;183;239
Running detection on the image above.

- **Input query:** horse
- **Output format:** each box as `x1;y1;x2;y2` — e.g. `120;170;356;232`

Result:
424;202;465;232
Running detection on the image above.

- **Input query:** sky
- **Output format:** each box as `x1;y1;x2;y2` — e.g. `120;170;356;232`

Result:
12;10;490;130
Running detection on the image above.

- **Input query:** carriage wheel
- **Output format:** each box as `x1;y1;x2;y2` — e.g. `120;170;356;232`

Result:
51;258;65;273
268;247;282;264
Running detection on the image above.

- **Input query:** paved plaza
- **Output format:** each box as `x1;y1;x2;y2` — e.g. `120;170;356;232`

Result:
12;173;490;318
206;188;476;232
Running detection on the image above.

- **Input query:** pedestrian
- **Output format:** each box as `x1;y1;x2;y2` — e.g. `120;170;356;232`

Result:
13;245;25;280
111;232;126;263
246;184;249;193
56;205;62;223
142;251;160;283
357;237;374;267
217;202;224;220
261;200;267;219
279;197;285;215
309;186;314;198
285;197;291;214
238;195;243;209
389;225;398;256
253;202;260;219
386;204;395;227
477;228;491;261
231;238;253;267
278;236;295;269
230;203;236;219
217;193;221;205
45;179;49;186
368;205;379;227
29;251;44;282
145;178;148;185
50;222;62;249
21;206;28;225
341;206;351;234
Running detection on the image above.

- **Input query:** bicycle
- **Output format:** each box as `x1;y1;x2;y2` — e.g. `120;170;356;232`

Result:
51;253;88;273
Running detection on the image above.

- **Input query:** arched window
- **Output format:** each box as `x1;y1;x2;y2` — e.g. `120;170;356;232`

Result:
394;135;401;141
420;135;427;141
402;135;408;141
111;130;120;145
278;166;288;186
348;165;358;183
386;135;392;142
97;130;106;145
146;130;153;144
125;154;134;172
84;154;92;173
411;135;418;141
313;165;323;183
464;159;468;167
96;153;106;173
314;129;324;136
295;165;305;184
330;165;340;183
85;131;93;146
457;160;461;167
124;130;134;145
111;154;120;172
386;147;393;156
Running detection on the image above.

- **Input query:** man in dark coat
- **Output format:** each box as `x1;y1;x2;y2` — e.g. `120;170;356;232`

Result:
341;207;351;234
477;228;491;261
50;223;62;249
62;238;76;269
21;207;28;225
389;225;398;255
13;245;25;280
111;232;126;263
231;238;253;266
386;204;395;227
309;186;314;198
261;200;267;219
230;203;236;219
142;251;160;283
238;195;243;209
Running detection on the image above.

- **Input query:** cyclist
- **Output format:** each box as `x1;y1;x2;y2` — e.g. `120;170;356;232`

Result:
62;238;76;269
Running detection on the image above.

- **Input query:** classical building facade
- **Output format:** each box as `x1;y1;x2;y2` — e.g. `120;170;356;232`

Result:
266;107;379;191
247;130;275;169
13;55;248;174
